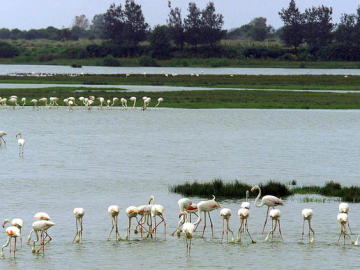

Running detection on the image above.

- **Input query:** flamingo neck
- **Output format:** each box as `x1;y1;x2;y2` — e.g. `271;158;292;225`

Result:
254;186;263;207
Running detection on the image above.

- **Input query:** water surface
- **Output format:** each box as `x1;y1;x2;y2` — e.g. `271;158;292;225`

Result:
0;108;359;269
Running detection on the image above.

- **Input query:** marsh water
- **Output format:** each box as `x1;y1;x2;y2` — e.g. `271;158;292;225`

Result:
1;108;360;269
2;64;360;75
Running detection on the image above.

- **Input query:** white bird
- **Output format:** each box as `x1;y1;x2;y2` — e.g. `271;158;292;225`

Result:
251;185;284;233
237;207;255;243
129;97;136;108
29;220;55;254
220;208;234;242
108;205;121;241
193;195;221;238
337;213;352;245
149;196;167;238
73;208;85;243
1;226;20;258
39;97;48;107
21;97;26;106
155;97;164;107
111;97;119;107
31;99;38;108
3;218;23;247
120;98;127;108
16;132;25;157
264;209;283;242
180;211;195;256
125;206;138;240
302;208;315;243
339;202;352;233
241;190;250;210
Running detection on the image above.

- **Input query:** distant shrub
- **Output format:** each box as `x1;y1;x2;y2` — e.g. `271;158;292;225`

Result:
61;47;88;59
209;58;231;67
278;53;297;61
138;56;159;67
103;55;121;66
0;42;19;58
37;54;56;62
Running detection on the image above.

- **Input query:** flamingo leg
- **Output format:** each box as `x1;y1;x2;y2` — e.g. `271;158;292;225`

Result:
108;217;115;240
227;219;235;242
348;219;353;234
221;219;225;242
302;219;305;240
262;206;270;233
14;238;16;258
201;212;207;237
278;220;283;240
238;219;244;242
1;237;10;257
126;217;131;240
20;228;23;248
115;216;121;241
73;218;79;243
208;212;214;238
245;219;256;243
80;217;83;241
309;220;315;242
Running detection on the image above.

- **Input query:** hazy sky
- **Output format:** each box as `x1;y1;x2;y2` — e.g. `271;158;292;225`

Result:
1;0;359;30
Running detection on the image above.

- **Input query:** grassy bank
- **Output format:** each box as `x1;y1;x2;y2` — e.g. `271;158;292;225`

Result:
2;74;360;91
3;87;360;109
170;179;360;202
2;57;360;69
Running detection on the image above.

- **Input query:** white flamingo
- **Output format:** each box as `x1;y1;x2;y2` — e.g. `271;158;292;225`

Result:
108;205;121;241
302;208;315;243
30;220;55;254
181;212;195;256
337;213;352;245
251;185;284;233
149;196;167;238
31;99;38;108
73;208;85;243
339;202;352;233
264;209;283;242
120;98;127;108
155;97;164;107
16;132;25;157
111;97;119;107
237;207;255;243
220;208;235;242
193;195;221;238
125;206;138;240
129;97;136;108
1;225;20;258
3;218;23;247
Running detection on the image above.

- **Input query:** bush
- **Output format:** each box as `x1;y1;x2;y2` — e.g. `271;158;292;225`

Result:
0;42;20;58
61;47;88;59
138;56;159;67
278;53;297;61
102;55;121;66
209;58;231;67
37;54;56;62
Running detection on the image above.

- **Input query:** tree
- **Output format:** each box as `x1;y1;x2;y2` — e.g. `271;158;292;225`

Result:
72;15;90;30
279;0;304;51
200;2;225;47
303;5;333;49
123;0;148;46
90;14;106;39
184;2;202;47
248;17;273;41
167;1;185;49
150;25;171;59
103;3;126;44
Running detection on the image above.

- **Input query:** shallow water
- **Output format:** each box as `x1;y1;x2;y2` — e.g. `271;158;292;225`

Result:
2;64;360;75
1;108;360;269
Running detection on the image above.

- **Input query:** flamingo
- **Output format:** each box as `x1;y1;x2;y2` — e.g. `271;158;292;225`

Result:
172;198;192;236
337;213;353;245
16;132;25;157
149;196;167;238
98;97;105;109
135;197;154;238
129;97;136;108
49;97;59;106
193;195;221;238
125;206;138;240
120;98;127;108
27;212;53;244
111;97;119;107
0;131;6;145
21;97;26;106
339;202;352;233
264;209;283;242
251;185;284;233
73;208;85;243
237;207;256;243
302;208;315;243
39;97;48;107
181;212;195;256
155;97;164;107
219;208;235;242
8;97;17;109
1;225;20;258
3;218;23;247
30;220;55;254
31;99;38;108
108;205;121;241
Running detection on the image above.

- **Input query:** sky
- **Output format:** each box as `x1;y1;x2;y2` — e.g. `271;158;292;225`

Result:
1;0;359;30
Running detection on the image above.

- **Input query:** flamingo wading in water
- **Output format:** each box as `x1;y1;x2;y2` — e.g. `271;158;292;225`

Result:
264;209;283;242
16;132;25;157
251;185;284;233
220;208;235;242
1;225;20;258
73;208;85;243
302;208;315;243
108;205;121;241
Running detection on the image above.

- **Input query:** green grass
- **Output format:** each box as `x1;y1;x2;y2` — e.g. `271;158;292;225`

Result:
170;179;360;202
2;74;360;91
293;181;360;203
169;179;292;199
3;87;360;109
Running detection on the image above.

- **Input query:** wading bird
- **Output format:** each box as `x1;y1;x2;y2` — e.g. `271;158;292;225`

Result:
181;212;195;256
73;208;85;243
1;225;20;258
194;195;221;238
149;196;167;238
339;202;352;233
30;220;55;254
264;209;283;242
155;97;164;107
237;207;255;243
16;132;25;157
219;208;234;242
3;218;23;247
125;206;138;240
28;212;53;244
302;208;315;243
108;205;121;241
129;97;136;108
251;185;284;233
337;213;352;245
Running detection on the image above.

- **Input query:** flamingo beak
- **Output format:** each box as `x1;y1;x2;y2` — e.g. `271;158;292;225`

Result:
250;186;256;192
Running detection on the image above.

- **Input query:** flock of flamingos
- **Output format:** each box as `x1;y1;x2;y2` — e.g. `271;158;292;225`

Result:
0;174;356;257
0;95;164;110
